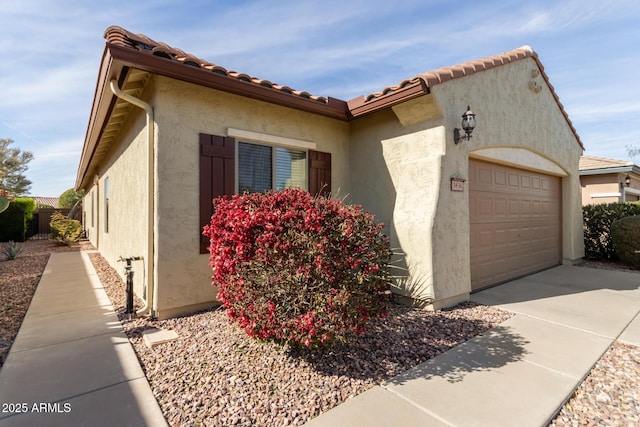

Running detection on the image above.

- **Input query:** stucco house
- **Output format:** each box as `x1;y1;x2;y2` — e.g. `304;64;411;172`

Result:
76;26;584;319
579;155;640;204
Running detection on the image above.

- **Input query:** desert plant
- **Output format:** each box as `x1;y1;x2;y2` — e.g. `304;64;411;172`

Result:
611;216;640;268
1;240;22;260
49;211;82;245
203;188;392;348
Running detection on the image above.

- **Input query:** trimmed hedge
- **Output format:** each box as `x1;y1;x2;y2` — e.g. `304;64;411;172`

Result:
611;216;640;268
583;202;640;259
0;198;35;242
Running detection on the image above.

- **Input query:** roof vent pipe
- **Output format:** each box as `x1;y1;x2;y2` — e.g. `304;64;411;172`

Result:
109;79;156;318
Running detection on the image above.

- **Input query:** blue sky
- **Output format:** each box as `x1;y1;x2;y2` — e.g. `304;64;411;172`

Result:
1;0;639;196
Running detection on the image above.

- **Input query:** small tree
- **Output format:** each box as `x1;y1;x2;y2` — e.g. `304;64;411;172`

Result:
58;188;85;209
0;138;33;196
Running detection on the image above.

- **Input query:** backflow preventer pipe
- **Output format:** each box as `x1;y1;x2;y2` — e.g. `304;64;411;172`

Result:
117;256;143;319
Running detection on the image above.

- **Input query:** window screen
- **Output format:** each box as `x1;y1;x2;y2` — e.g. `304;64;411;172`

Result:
275;147;306;190
238;142;272;193
238;142;307;193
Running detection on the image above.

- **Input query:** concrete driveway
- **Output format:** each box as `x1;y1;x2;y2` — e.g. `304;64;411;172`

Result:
305;265;640;427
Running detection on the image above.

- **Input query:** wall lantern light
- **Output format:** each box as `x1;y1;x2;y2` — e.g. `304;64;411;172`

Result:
625;174;631;187
454;105;477;144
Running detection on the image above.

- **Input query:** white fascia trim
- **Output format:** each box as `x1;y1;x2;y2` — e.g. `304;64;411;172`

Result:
227;128;316;150
579;166;632;176
590;192;621;198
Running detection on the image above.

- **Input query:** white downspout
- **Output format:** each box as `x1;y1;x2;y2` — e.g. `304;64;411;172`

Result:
109;79;156;317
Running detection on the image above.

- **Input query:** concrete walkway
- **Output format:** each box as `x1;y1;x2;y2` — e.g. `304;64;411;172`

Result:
2;254;639;427
305;265;640;427
0;251;167;427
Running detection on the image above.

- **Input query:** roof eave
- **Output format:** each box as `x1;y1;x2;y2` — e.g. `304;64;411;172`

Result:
76;43;351;191
107;44;350;121
75;47;125;191
347;47;584;151
579;166;633;175
348;81;429;118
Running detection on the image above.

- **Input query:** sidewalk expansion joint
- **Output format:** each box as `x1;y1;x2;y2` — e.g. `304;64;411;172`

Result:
509;312;620;341
8;330;127;354
380;385;456;427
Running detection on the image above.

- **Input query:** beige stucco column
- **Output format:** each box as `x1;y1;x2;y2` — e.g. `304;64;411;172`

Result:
381;126;446;304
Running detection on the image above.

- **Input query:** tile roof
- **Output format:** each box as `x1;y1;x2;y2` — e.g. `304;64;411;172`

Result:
104;26;329;105
32;196;60;209
363;47;537;102
348;46;583;149
579;155;634;171
101;27;583;150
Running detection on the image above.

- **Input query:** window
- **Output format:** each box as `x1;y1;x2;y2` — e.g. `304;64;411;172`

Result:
238;142;306;194
91;190;95;227
199;132;330;254
104;177;109;233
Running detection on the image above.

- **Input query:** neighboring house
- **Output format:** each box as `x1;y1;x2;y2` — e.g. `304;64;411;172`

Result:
76;26;584;319
32;196;60;209
579;155;640;204
28;197;67;238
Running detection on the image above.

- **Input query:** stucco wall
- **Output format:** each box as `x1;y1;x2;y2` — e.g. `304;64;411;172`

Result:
430;56;584;303
350;56;584;308
81;92;152;298
580;173;623;204
83;55;584;317
349;95;445;304
152;76;351;318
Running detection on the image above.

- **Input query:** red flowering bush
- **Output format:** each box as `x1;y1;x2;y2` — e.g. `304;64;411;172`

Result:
203;188;392;348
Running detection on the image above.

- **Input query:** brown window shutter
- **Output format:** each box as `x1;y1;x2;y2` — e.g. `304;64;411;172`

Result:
308;150;331;197
200;133;235;254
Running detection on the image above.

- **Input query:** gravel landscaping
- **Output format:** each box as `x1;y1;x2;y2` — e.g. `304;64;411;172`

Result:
91;251;512;426
550;341;640;426
1;241;639;426
0;240;79;366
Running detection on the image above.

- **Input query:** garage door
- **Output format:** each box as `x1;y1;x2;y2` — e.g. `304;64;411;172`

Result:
469;159;561;291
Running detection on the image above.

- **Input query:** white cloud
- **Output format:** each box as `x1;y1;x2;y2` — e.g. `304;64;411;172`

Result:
1;0;640;194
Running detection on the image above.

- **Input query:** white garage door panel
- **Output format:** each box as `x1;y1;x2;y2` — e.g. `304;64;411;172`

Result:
470;159;562;291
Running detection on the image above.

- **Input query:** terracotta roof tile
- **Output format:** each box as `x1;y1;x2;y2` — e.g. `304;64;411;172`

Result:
359;45;582;149
102;27;582;149
579;155;634;171
32;196;60;209
103;26;328;105
364;46;536;102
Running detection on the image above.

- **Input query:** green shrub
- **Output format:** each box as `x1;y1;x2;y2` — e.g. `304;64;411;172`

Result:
50;211;82;245
583;202;640;259
203;188;392;348
0;198;35;242
611;216;640;268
